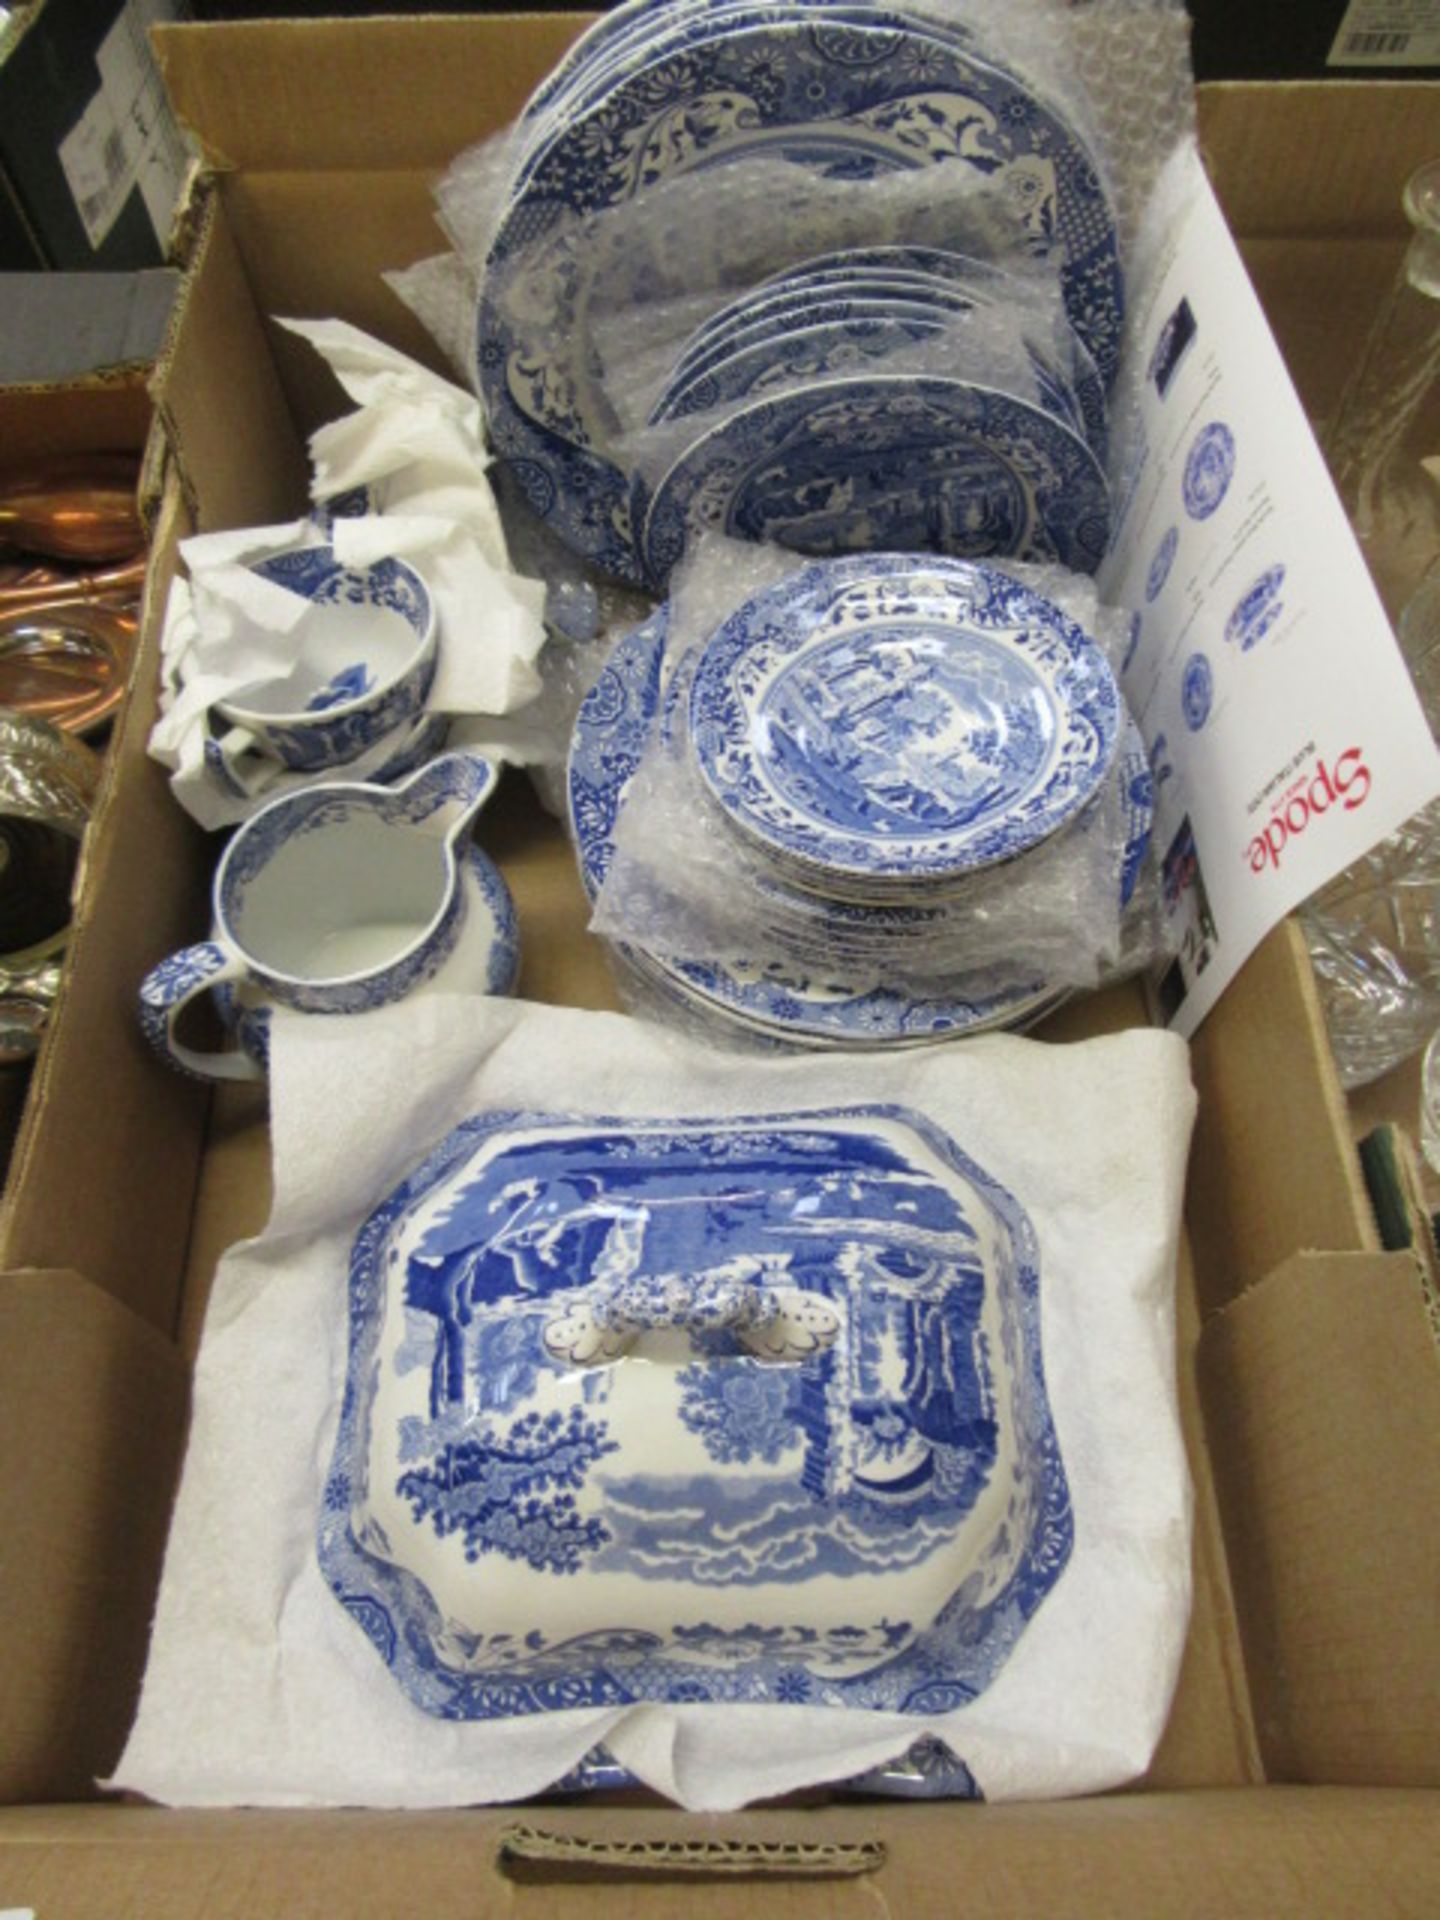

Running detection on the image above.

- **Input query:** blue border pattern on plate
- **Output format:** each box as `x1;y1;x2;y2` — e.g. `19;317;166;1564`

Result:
566;604;1149;1041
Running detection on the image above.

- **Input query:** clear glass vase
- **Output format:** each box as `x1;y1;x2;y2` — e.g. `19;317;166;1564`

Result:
1304;566;1440;1088
1323;159;1440;622
1302;162;1440;1089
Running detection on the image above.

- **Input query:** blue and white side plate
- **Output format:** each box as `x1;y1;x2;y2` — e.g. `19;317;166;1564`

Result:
567;607;1147;1046
688;553;1121;889
319;1100;1073;1717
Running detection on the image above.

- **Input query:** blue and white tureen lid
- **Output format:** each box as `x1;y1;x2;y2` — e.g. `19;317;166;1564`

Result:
319;1102;1073;1718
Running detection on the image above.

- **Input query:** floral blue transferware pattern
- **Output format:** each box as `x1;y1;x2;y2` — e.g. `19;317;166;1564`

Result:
319;1103;1073;1718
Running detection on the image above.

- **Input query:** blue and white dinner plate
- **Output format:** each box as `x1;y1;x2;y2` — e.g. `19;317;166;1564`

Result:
567;603;1148;1046
480;11;1122;577
638;374;1110;588
686;552;1121;890
659;299;1098;465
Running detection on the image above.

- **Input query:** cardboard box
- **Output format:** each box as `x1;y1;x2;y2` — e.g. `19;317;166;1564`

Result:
0;17;1437;1912
0;0;193;271
0;280;177;1186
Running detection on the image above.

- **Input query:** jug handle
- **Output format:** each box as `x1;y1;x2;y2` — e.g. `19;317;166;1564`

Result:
139;942;264;1083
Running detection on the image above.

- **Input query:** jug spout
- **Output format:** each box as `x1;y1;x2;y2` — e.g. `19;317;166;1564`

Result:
389;750;499;841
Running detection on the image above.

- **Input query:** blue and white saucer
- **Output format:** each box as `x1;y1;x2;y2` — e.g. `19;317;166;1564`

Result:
688;554;1121;891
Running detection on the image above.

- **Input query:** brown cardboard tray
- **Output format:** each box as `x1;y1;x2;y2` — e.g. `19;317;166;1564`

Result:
0;20;1436;1914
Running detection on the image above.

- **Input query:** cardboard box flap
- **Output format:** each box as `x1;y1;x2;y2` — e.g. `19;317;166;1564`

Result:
149;193;309;533
1185;921;1378;1317
0;1268;188;1806
1;1792;1439;1912
1198;1249;1440;1786
0;270;181;389
0;481;212;1333
153;16;589;175
1197;80;1440;238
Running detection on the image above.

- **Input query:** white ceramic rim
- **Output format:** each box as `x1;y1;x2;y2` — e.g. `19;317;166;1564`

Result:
209;768;465;993
216;552;438;731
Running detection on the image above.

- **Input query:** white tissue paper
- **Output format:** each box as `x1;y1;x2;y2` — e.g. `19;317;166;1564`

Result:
114;995;1196;1812
147;321;550;830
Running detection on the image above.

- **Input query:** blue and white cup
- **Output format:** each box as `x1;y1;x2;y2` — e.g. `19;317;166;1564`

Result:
139;751;498;1082
211;545;438;788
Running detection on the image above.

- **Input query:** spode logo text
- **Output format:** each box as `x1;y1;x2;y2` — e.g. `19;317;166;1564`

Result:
1245;747;1371;874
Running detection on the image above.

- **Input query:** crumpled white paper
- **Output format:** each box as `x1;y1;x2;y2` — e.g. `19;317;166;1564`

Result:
148;321;550;830
112;994;1196;1812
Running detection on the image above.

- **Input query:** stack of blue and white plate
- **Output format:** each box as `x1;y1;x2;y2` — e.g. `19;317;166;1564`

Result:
479;0;1121;587
568;554;1153;1049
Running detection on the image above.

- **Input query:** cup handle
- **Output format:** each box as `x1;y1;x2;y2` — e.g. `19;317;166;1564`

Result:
209;722;277;797
139;941;263;1082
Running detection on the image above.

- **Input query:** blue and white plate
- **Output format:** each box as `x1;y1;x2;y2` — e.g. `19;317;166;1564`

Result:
319;1098;1073;1718
657;312;950;425
480;13;1121;577
672;269;987;380
639;374;1110;588
568;606;1148;1046
687;553;1121;888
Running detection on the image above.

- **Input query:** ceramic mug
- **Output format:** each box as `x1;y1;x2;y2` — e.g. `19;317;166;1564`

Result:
139;750;499;1082
211;545;438;788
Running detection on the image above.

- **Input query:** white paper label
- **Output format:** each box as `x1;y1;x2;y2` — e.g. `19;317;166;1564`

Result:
1099;150;1440;1038
1328;0;1440;65
57;0;188;251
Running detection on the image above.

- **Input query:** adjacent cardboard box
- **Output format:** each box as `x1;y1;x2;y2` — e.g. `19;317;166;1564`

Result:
0;0;192;271
0;19;1436;1912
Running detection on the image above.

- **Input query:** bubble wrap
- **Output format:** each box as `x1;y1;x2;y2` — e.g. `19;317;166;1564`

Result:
586;537;1162;1007
397;0;1197;453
